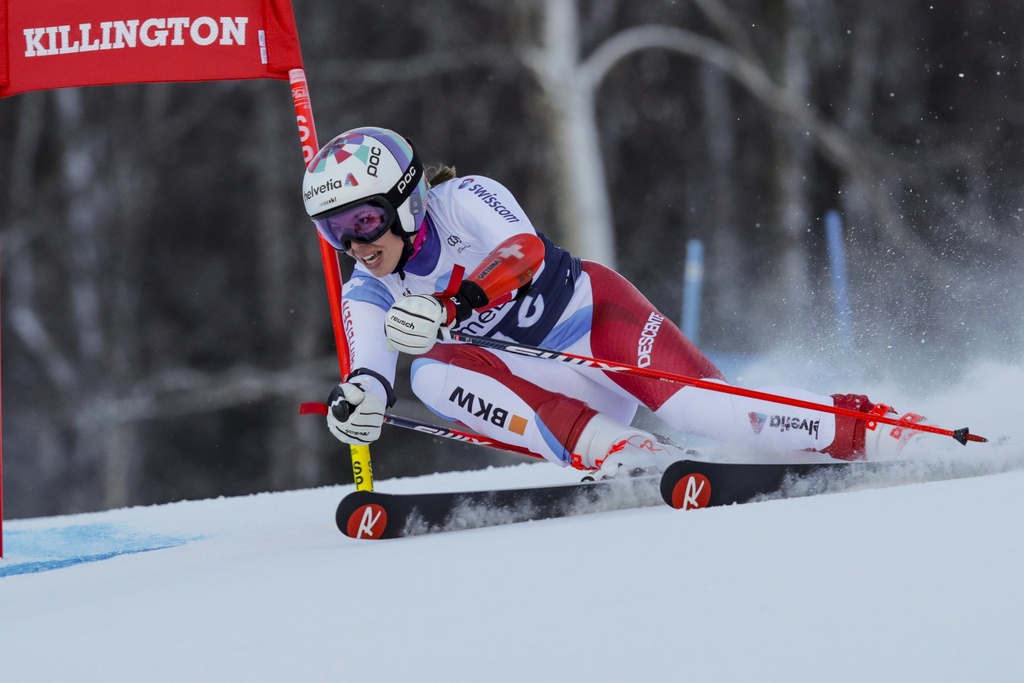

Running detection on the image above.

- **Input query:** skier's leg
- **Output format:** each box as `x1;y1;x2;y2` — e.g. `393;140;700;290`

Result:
573;261;913;460
410;343;642;468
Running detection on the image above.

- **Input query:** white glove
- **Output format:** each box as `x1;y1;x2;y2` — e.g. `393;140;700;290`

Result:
326;382;385;444
385;294;451;355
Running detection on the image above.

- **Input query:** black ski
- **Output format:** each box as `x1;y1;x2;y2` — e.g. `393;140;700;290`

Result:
659;459;912;509
337;459;920;538
336;475;662;539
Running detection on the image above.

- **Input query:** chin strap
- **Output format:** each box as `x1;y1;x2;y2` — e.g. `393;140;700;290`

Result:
391;215;431;278
392;235;415;279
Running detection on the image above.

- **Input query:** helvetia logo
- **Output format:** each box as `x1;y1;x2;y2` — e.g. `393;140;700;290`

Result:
749;411;819;438
23;17;250;57
304;177;346;202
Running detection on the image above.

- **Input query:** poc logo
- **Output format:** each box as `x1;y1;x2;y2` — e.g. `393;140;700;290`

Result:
396;163;420;193
366;146;382;177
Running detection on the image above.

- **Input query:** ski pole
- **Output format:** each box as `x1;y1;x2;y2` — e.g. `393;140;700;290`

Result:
447;332;988;446
300;403;552;463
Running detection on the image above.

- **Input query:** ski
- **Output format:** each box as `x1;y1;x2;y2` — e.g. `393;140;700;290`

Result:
336;475;662;539
659;459;913;509
337;459;922;538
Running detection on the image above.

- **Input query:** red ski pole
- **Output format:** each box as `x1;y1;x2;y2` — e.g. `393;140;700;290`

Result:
447;332;988;446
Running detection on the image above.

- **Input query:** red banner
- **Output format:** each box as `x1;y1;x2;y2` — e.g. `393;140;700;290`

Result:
0;0;303;97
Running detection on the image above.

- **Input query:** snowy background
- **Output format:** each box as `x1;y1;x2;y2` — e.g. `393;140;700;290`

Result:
2;357;1022;682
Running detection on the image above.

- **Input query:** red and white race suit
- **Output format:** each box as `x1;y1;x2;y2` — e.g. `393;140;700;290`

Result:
342;175;869;465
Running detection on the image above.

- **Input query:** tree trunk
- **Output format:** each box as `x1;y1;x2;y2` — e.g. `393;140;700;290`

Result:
531;0;617;267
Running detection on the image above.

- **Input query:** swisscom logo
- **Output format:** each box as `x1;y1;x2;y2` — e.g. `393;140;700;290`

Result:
458;180;520;224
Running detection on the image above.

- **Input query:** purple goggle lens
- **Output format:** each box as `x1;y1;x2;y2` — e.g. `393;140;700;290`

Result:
314;199;395;250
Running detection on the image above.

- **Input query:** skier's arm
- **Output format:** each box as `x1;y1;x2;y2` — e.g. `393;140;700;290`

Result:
385;233;545;355
325;295;400;445
442;232;546;324
339;273;401;407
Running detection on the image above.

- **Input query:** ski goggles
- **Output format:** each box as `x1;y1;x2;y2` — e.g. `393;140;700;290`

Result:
313;197;397;251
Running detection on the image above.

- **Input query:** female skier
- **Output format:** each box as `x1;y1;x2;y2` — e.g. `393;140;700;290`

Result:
302;126;921;476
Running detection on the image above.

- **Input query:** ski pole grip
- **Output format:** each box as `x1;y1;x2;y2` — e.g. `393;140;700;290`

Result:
299;402;374;490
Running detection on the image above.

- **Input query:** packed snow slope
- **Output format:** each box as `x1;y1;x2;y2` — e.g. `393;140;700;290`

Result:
2;360;1023;683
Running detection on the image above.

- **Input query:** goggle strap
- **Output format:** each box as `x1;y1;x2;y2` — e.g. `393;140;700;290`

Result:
382;147;423;210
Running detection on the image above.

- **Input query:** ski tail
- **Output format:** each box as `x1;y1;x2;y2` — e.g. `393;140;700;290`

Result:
659;459;912;509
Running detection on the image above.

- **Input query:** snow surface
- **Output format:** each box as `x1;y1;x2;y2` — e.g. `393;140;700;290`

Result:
2;360;1024;682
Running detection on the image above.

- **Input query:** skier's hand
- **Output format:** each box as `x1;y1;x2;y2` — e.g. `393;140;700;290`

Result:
385;294;452;355
326;383;385;444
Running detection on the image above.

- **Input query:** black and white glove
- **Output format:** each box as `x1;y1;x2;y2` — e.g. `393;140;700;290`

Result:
326;382;385;445
385;294;452;355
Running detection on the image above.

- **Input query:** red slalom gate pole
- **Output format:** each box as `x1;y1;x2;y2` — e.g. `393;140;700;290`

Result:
288;69;345;376
448;332;988;447
289;68;374;491
1;248;4;557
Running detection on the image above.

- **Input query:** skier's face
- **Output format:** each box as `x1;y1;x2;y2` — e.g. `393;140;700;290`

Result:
346;229;405;276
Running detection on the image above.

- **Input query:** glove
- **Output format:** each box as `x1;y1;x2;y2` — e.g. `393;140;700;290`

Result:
326;382;385;444
385;294;452;355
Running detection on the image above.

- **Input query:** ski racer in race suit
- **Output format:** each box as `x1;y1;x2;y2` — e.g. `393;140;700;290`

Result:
302;127;923;475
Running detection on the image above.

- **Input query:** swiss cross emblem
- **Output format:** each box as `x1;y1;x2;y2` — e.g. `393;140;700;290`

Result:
497;244;524;259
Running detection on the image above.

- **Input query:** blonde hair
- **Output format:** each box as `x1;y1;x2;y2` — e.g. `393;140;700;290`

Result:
427;165;458;188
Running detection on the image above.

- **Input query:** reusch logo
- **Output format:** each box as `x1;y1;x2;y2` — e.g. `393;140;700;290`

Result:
388;315;415;329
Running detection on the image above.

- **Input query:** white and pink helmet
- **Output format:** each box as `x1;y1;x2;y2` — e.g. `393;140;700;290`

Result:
302;127;428;250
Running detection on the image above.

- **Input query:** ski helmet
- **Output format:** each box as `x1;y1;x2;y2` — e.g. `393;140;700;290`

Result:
302;127;427;250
